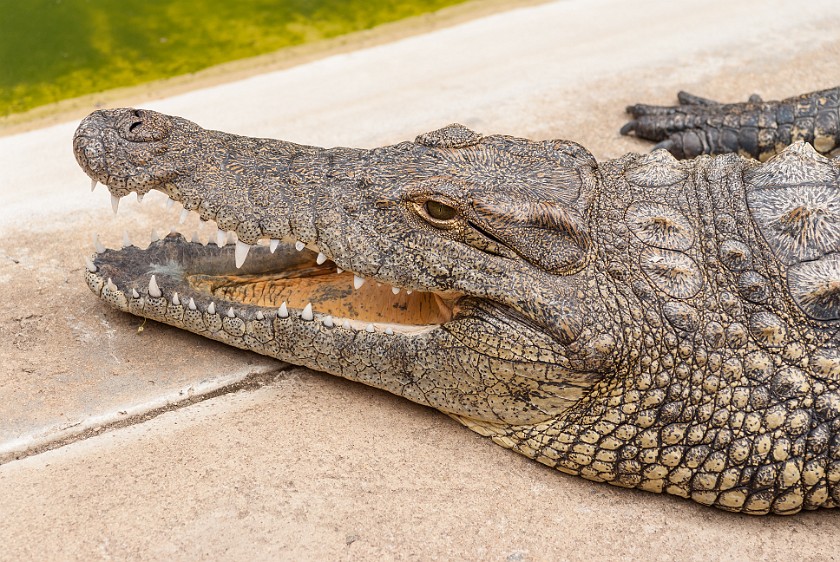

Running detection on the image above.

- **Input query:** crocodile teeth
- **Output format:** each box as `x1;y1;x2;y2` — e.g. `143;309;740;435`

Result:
105;278;117;292
191;231;201;244
406;289;413;295
365;323;375;333
342;320;351;329
132;288;140;298
294;240;305;251
385;327;394;335
256;311;264;320
111;195;120;215
278;302;288;318
90;179;98;192
336;268;344;274
215;228;226;247
93;234;105;254
148;275;162;298
122;230;132;248
137;192;144;203
391;287;400;295
207;302;216;315
227;307;235;318
188;298;197;311
269;239;279;253
301;303;314;321
234;240;250;268
316;252;328;265
150;229;160;243
322;315;334;327
172;292;180;306
84;257;97;272
179;208;189;224
353;275;365;289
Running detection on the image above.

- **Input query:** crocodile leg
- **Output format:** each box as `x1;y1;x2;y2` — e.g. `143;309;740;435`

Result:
621;86;840;160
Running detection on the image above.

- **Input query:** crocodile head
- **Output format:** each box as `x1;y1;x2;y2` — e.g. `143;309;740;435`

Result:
73;108;623;428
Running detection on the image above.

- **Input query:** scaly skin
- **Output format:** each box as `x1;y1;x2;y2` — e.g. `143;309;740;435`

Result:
621;87;840;160
73;108;840;514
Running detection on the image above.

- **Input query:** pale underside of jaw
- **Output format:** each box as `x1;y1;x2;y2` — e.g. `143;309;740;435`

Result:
87;179;457;337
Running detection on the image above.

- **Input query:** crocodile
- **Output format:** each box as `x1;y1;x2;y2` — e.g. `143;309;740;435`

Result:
72;89;840;515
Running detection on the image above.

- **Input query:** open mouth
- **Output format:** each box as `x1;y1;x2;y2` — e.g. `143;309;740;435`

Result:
85;197;460;338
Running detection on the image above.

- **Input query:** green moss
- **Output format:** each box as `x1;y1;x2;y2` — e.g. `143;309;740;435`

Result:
0;0;469;116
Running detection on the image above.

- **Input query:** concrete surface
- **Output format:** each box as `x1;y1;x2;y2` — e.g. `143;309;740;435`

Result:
1;0;840;559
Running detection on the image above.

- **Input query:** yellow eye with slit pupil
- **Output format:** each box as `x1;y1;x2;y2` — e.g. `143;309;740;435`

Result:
425;200;457;221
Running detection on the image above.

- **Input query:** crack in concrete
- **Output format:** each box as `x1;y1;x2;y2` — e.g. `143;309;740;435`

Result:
0;365;293;466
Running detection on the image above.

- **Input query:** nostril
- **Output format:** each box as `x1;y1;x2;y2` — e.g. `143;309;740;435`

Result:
132;109;142;118
129;121;142;132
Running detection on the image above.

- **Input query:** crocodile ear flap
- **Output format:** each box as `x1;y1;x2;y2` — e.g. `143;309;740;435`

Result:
472;198;592;274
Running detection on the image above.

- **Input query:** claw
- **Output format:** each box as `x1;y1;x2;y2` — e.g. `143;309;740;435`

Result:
620;121;637;136
653;139;676;152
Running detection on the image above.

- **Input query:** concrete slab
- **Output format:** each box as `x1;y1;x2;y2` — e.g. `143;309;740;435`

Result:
1;0;840;558
2;370;839;561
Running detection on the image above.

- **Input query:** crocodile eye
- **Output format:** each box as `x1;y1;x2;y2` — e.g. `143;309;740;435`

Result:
425;200;457;221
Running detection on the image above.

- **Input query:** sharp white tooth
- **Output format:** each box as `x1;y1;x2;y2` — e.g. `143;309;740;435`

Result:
278;302;288;318
269;239;279;253
406;289;413;295
84;257;97;272
365;323;375;333
256;311;265;320
122;230;132;248
322;315;334;327
179;208;189;224
111;194;121;215
166;199;174;210
301;303;313;321
215;228;226;247
169;226;177;235
150;229;160;243
207;302;216;315
391;287;400;295
316;252;327;265
336;268;343;274
93;234;105;254
172;292;180;306
294;240;305;252
191;231;201;244
353;275;365;290
137;192;145;203
132;288;140;299
188;298;197;311
90;178;98;192
148;275;162;298
342;320;351;329
385;327;394;335
105;278;117;292
227;307;235;318
234;240;250;268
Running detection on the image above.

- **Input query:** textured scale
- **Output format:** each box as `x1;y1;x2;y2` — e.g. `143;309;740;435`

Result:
622;87;840;160
73;104;840;515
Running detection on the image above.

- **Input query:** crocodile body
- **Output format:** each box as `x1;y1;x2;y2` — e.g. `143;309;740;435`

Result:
73;93;840;515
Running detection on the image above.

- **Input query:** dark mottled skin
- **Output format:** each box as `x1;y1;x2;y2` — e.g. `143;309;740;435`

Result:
73;98;840;514
621;87;840;160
